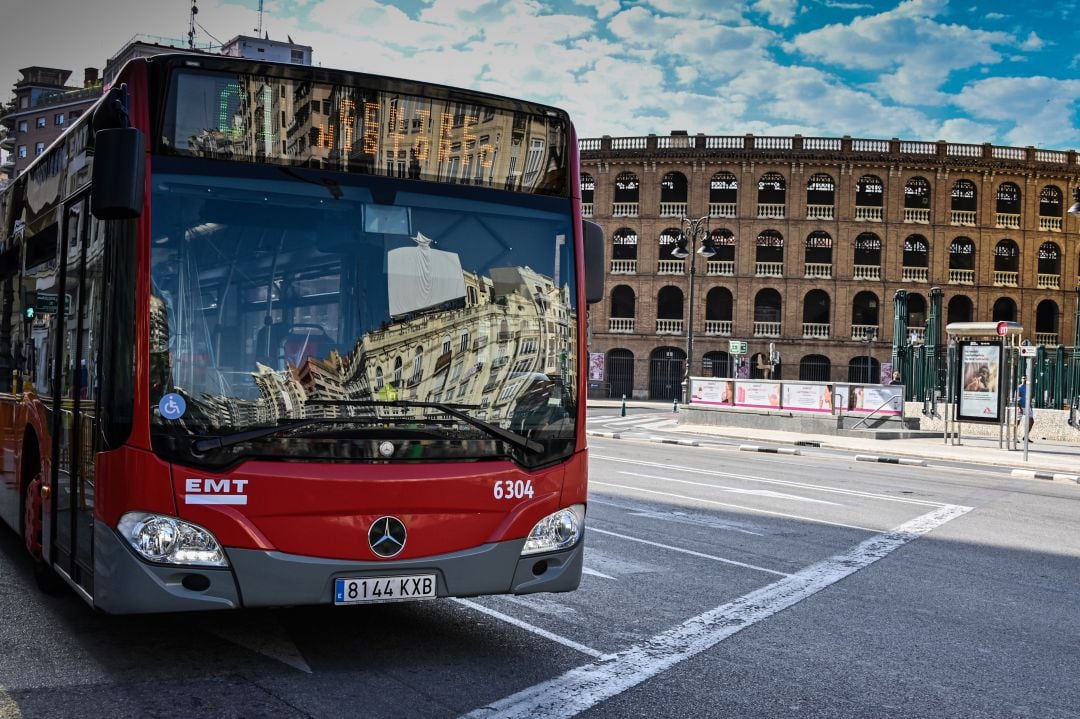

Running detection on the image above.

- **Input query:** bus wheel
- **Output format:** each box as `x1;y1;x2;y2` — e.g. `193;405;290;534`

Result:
23;473;64;594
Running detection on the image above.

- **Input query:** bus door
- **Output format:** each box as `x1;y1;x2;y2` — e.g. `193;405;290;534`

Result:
50;192;100;597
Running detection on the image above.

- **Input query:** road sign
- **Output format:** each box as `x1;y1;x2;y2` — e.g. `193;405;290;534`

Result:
1019;345;1038;358
728;340;747;355
996;321;1008;337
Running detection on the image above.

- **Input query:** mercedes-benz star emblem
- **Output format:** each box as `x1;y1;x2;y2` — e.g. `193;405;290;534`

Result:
368;516;407;558
378;441;395;458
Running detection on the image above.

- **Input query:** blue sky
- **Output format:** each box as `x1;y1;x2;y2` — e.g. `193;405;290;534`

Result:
4;0;1080;148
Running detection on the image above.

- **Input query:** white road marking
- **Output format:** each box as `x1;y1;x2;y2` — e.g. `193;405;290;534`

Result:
582;567;616;580
460;503;972;719
590;497;764;536
593;481;878;532
593;454;947;507
589;527;789;577
638;420;677;430
619;471;841;506
0;687;20;719
452;599;612;660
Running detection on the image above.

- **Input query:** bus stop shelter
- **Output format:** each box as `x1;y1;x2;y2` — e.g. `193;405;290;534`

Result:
944;321;1023;449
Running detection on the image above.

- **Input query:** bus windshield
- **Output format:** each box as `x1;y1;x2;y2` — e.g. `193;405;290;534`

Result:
148;160;578;468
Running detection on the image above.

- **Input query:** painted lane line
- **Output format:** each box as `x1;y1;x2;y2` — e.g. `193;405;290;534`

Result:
619;471;841;506
589;527;789;577
582;567;616;580
591;481;878;532
592;453;947;508
451;599;612;661
460;503;972;719
588;498;765;536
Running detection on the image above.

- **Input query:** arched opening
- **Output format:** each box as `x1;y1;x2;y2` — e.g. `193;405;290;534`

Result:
950;179;977;213
754;288;782;337
705;287;733;323
800;354;831;382
659;227;684;259
656;286;684;320
580;173;594;205
611;227;638;271
904;176;931;208
605;348;635;399
709;172;738;209
848;356;880;384
709;228;735;265
660;171;688;204
648;346;686;401
851;291;879;328
750;352;779;380
614;172;639;203
996;182;1020;219
805;231;832;274
854;232;882;278
807;173;835;209
1038;241;1061;277
755;229;784;274
908;294;927;330
994;240;1019;273
992;297;1017;322
903;234;929;268
757;172;786;216
949;237;975;270
609;285;635;318
702;350;731;378
802;289;830;337
856;174;884;207
1036;299;1059;341
947;295;973;324
1040;185;1063;218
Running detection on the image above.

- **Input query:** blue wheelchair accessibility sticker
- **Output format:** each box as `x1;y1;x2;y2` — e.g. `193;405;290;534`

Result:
159;393;186;420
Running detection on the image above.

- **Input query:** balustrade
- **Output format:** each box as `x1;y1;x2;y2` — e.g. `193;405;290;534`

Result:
995;213;1020;229
755;261;784;277
802;323;830;339
608;318;635;333
1035;332;1059;345
908;327;925;344
854;206;883;221
753;321;781;337
948;269;975;284
851;325;878;341
656;319;684;334
708;202;736;218
612;202;639;217
993;270;1018;286
853;264;881;281
704;320;732;336
1039;216;1062;231
659;202;687;217
582;203;593;217
706;260;735;276
804;263;832;279
903;208;930;223
657;260;685;275
610;259;637;274
757;203;785;219
1038;273;1061;289
950;210;976;225
902;266;928;282
806;204;834;220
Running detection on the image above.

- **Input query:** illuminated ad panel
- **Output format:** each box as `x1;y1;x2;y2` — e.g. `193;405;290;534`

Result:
162;70;569;196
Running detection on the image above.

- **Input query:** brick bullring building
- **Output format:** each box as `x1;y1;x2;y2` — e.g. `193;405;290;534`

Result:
580;132;1079;401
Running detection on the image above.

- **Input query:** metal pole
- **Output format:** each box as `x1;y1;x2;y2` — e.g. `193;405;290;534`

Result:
1024;356;1033;461
684;238;696;405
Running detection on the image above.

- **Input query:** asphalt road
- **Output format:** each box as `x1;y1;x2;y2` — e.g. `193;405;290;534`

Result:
1;413;1079;718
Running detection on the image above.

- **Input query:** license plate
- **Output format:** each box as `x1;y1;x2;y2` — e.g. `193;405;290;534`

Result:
334;574;437;605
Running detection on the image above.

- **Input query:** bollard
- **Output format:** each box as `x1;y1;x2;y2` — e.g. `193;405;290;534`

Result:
673;396;678;413
620;394;626;417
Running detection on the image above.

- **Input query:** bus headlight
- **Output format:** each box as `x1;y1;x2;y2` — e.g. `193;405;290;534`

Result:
117;512;228;567
520;504;584;556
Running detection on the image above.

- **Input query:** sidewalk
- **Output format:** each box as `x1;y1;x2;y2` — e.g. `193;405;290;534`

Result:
587;398;1080;478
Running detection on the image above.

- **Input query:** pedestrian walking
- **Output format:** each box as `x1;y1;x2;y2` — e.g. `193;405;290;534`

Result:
1017;376;1034;440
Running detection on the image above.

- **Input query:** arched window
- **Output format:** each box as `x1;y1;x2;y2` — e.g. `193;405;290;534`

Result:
580;173;594;204
992;297;1017;322
1040;185;1063;217
705;287;733;322
802;289;831;336
661;172;688;203
854;233;882;277
904;234;929;268
904;176;931;208
856;175;884;207
753;288;782;330
996;182;1021;215
949;236;975;270
375;366;384;390
612;227;638;262
648;346;685;401
907;294;927;328
951;180;977;212
610;285;635;318
702;350;731;378
805;231;832;270
708;228;735;263
605;348;634;399
657;286;684;319
800;354;831;382
757;172;786;204
755;229;784;267
851;291;879;327
994;240;1019;271
659;227;684;259
393;356;403;386
947;295;973;324
1036;299;1059;340
848;356;880;384
410;346;424;384
614;172;639;203
710;172;738;204
807;173;835;206
1038;241;1061;276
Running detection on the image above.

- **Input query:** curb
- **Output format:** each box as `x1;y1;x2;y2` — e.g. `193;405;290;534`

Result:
1010;469;1080;483
649;437;700;447
854;454;927;466
587;431;621;439
739;445;801;455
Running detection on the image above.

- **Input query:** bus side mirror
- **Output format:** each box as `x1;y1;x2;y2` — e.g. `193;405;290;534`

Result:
91;127;146;220
583;220;605;305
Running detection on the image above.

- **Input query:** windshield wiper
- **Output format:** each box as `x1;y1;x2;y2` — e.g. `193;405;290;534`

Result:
190;418;366;453
310;400;544;454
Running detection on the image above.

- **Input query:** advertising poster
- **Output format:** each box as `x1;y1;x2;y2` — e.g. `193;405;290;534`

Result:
957;341;1002;423
588;352;605;381
734;381;781;409
689;377;734;406
842;385;903;415
782;383;834;413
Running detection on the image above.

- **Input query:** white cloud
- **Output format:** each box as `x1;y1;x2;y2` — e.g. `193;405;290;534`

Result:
934;118;999;144
1019;32;1046;51
953;76;1080;147
751;0;799;27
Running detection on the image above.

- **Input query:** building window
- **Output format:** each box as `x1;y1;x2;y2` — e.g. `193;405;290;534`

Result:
17;120;27;133
17;145;27;159
54;113;65;126
34;142;45;155
35;117;46;128
291;49;304;63
68;110;81;121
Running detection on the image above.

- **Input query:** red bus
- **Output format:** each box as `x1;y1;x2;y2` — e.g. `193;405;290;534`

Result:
0;53;604;613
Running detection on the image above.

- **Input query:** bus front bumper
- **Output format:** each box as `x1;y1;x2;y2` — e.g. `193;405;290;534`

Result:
93;521;583;614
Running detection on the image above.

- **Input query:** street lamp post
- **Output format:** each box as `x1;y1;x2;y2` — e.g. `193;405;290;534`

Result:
670;215;715;403
865;326;877;383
